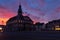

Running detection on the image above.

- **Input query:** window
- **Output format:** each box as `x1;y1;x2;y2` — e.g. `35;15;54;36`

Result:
55;28;60;30
0;27;3;32
55;25;59;27
19;20;20;22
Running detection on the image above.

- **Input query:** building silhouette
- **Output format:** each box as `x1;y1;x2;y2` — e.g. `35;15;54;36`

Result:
35;22;45;31
0;25;5;32
5;5;34;32
45;19;60;31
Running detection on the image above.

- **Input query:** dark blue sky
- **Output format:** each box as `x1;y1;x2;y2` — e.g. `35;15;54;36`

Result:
0;0;60;25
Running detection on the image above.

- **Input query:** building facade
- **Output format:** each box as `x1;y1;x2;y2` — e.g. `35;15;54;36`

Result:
35;22;45;31
0;25;5;32
45;19;60;31
5;5;34;32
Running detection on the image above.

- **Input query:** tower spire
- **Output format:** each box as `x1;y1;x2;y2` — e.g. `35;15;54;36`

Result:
18;4;22;16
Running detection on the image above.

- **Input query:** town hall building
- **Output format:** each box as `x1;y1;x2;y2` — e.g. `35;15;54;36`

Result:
5;5;35;32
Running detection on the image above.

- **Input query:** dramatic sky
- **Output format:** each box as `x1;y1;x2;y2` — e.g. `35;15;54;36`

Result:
0;0;60;25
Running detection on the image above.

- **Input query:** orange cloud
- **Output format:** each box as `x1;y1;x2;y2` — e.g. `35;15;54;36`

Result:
0;7;16;25
0;18;9;25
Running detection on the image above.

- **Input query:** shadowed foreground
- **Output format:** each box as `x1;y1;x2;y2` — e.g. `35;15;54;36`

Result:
0;31;60;40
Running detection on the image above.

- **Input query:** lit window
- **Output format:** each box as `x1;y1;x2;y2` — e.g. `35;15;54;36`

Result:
0;27;3;32
55;28;60;30
21;20;22;22
15;20;17;22
55;25;59;27
19;20;20;22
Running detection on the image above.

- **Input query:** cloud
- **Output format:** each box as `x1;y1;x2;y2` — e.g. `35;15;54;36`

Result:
0;6;16;25
45;6;60;22
0;0;60;25
55;7;60;13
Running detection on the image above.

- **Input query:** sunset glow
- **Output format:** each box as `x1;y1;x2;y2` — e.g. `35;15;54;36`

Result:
0;0;60;25
0;6;16;25
0;18;9;25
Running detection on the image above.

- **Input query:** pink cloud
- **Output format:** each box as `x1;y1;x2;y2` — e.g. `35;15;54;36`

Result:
55;7;60;13
0;6;16;25
47;7;60;21
21;0;46;23
21;0;46;17
0;7;16;18
38;0;46;7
